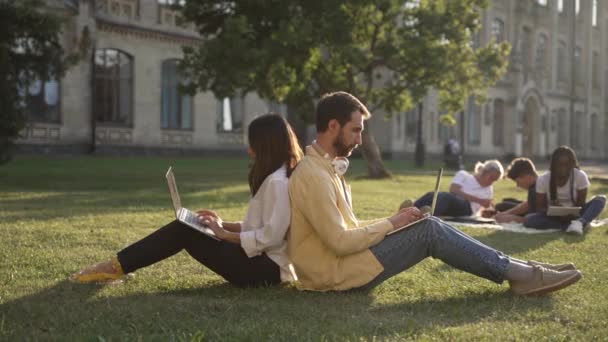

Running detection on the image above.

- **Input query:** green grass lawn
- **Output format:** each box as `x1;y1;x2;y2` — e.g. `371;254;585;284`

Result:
1;157;607;341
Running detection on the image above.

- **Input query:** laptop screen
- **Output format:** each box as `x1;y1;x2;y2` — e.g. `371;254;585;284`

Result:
430;168;443;216
165;167;182;214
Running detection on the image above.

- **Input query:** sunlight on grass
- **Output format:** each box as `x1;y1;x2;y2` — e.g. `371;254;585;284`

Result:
1;157;607;340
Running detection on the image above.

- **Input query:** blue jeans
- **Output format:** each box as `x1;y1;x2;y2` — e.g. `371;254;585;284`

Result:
524;195;607;230
414;192;473;217
357;217;510;290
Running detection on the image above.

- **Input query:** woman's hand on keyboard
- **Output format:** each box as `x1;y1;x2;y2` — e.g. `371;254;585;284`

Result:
196;209;221;221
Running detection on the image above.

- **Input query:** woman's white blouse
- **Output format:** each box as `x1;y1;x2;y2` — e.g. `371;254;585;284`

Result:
240;165;296;282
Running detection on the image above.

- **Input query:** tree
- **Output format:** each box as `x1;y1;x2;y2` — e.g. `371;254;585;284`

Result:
0;0;68;164
180;0;509;178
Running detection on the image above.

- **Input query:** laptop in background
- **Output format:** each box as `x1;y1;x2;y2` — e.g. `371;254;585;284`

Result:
387;168;443;235
166;167;219;240
547;206;581;216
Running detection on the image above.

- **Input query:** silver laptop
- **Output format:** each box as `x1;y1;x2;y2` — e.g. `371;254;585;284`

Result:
387;168;443;235
547;205;581;217
165;167;219;240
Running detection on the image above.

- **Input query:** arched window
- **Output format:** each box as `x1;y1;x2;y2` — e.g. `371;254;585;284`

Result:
493;99;504;146
491;18;504;42
161;59;192;129
94;49;133;124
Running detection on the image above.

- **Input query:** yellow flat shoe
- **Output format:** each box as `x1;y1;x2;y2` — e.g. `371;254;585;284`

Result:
70;256;125;284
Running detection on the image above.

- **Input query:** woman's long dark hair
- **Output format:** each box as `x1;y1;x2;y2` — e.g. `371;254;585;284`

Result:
549;145;580;202
248;114;303;196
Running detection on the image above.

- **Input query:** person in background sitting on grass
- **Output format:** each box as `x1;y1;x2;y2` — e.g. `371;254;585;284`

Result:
493;158;539;224
70;114;303;287
288;91;581;296
402;160;503;217
524;146;606;235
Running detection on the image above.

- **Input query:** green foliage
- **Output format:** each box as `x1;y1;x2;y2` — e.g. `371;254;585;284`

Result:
0;0;66;164
180;0;510;123
1;157;607;340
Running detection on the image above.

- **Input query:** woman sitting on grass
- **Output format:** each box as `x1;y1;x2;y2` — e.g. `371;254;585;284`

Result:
524;146;606;235
71;114;303;287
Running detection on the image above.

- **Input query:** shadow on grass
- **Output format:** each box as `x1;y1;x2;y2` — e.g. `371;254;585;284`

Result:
0;278;554;340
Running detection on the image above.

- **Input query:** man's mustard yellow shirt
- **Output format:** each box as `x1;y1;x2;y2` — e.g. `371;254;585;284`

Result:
287;146;393;291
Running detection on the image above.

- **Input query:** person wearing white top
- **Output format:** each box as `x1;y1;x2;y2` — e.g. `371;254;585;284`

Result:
71;114;303;286
524;146;606;235
411;160;504;217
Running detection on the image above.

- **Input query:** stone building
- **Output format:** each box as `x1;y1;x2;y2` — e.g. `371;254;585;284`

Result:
18;0;276;155
383;0;608;161
18;0;608;160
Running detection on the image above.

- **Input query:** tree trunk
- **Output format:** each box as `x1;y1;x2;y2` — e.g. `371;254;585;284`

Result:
361;124;391;179
414;102;426;167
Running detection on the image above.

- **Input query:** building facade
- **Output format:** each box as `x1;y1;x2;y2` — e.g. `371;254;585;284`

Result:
384;0;608;161
18;0;607;160
18;0;277;155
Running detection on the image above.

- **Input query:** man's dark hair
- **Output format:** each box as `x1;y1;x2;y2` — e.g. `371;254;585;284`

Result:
315;91;371;132
506;158;538;180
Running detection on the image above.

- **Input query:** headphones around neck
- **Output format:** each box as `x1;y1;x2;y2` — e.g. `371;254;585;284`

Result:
313;141;350;176
331;157;349;176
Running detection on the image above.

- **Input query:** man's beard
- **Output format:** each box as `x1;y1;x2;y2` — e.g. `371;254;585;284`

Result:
333;133;357;157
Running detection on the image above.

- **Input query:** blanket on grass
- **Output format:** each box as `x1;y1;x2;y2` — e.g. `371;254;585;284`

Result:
443;218;608;234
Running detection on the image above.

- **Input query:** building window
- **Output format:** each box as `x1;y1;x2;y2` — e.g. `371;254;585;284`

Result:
571;111;582;149
520;27;532;68
158;0;185;5
557;0;564;12
429;112;436;142
537;0;547;6
593;0;598;26
591;113;599;150
161;59;192;130
491;18;504;42
20;78;60;123
405;108;417;142
574;47;583;85
493;99;504;146
558;109;568;145
467;98;481;146
438;121;452;144
536;34;548;79
217;97;243;132
395;113;402;139
592;52;600;88
576;0;580;16
94;49;133;125
557;41;567;82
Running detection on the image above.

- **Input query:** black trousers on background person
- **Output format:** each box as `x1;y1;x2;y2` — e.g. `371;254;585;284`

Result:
116;220;281;287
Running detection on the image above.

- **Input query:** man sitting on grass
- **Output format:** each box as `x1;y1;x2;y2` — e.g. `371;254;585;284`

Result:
493;158;539;224
287;91;581;295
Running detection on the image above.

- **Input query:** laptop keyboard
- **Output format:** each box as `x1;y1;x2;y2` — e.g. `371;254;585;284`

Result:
181;209;201;226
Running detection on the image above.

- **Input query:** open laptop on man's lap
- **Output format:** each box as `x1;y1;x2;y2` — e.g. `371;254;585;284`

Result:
166;167;219;240
387;168;443;235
